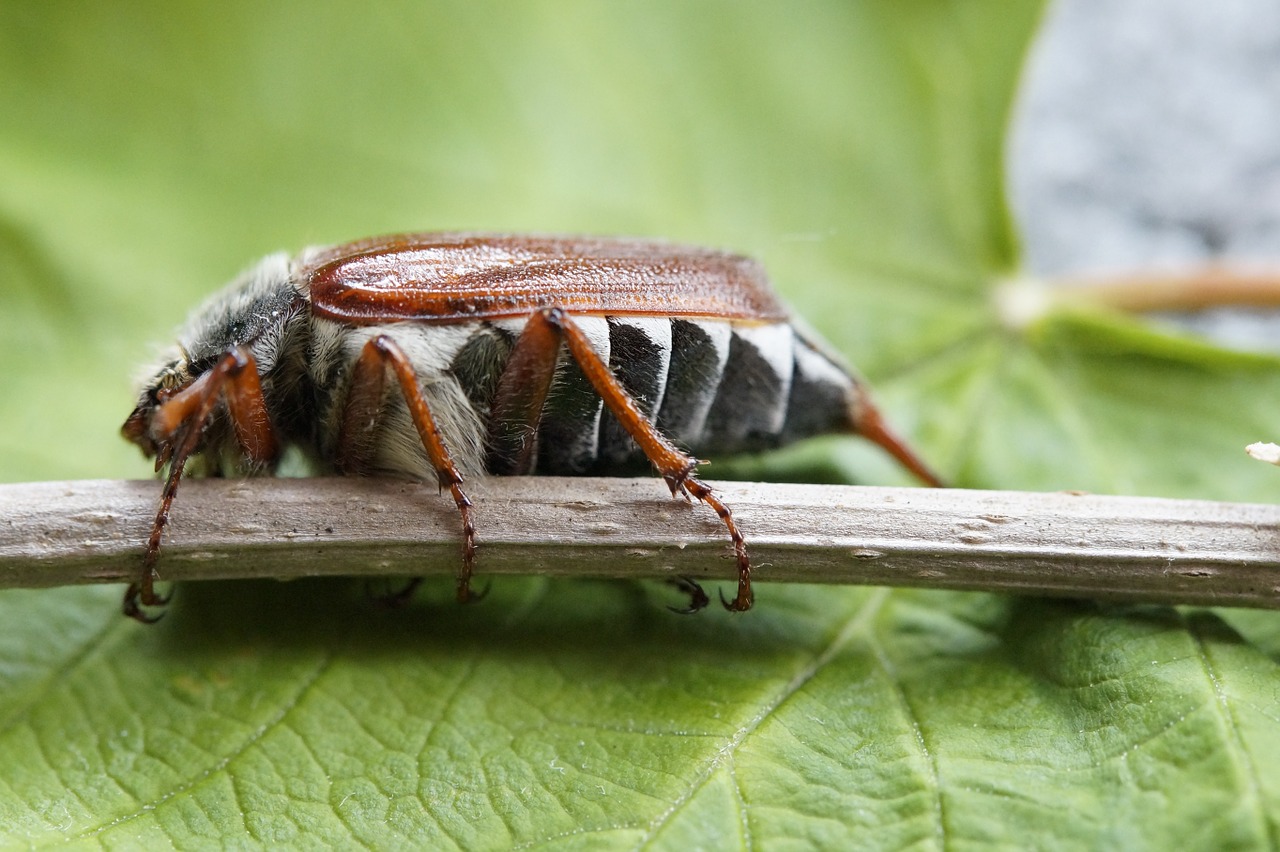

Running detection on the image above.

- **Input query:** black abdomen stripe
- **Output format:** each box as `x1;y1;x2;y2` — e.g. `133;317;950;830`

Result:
780;337;858;445
702;322;795;453
657;319;732;447
597;317;672;466
535;315;610;474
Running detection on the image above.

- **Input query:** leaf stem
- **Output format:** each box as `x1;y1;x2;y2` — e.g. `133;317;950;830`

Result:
1057;267;1280;312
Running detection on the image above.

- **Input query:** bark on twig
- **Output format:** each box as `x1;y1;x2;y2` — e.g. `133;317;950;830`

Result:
0;478;1277;609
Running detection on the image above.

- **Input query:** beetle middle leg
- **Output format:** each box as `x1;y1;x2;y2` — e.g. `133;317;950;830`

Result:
125;347;280;623
489;307;754;612
336;334;479;605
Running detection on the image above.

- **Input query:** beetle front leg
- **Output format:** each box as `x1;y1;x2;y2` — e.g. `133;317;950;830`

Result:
126;347;280;623
337;334;479;605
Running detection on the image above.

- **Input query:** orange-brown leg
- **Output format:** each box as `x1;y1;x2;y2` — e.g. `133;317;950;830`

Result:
485;314;718;613
486;310;563;475
523;307;754;611
126;347;279;623
336;334;478;604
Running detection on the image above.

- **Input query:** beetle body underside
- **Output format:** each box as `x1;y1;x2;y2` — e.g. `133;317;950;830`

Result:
308;314;862;482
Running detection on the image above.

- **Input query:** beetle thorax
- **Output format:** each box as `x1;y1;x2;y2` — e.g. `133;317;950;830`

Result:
174;252;309;378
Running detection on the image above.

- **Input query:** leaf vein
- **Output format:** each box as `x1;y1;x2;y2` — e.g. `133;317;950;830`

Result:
1185;616;1276;849
67;653;334;844
631;588;893;850
0;612;125;737
866;630;945;851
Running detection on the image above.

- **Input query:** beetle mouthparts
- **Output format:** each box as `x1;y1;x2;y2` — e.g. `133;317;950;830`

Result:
121;406;158;457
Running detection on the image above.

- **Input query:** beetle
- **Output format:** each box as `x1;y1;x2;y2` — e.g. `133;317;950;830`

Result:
122;233;942;622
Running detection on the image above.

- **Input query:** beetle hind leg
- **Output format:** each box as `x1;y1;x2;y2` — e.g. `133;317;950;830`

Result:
526;307;756;612
678;477;752;611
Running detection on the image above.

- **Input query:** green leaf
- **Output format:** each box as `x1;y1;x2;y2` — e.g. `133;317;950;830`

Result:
2;1;1278;847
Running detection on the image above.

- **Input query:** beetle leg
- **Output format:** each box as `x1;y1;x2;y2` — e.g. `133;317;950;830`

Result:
486;308;562;475
846;391;945;488
521;307;754;612
126;347;279;623
337;334;479;605
366;577;424;609
666;576;711;615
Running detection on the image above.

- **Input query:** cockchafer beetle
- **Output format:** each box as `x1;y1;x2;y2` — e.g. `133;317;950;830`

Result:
122;233;942;622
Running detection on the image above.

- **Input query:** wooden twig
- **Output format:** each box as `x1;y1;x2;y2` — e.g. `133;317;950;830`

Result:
0;478;1277;609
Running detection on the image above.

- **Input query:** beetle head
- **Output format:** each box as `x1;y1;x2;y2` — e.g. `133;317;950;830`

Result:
121;354;196;460
122;252;302;466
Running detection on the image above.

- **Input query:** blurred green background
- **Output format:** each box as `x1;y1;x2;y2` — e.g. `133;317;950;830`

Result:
4;2;1280;848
